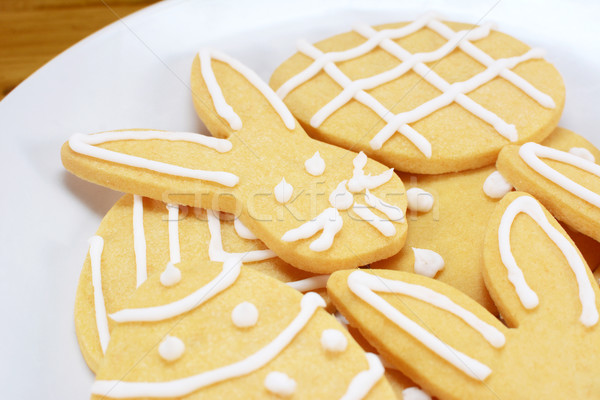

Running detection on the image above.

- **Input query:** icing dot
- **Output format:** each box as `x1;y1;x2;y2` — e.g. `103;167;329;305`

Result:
158;335;185;362
412;248;445;278
320;329;348;352
406;188;434;213
305;151;326;176
402;387;432;400
483;171;513;199
569;147;596;163
329;180;354;210
264;371;296;397
274;178;293;204
234;218;257;240
231;301;259;328
160;262;181;287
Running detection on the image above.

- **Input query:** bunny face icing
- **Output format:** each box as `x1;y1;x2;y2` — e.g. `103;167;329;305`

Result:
61;51;408;274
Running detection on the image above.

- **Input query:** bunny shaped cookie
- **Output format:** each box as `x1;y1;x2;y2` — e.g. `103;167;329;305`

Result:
61;50;407;273
90;257;395;399
328;192;600;399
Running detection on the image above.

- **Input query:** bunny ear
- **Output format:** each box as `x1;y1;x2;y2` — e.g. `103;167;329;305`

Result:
327;269;508;400
496;127;600;243
483;191;600;329
190;49;305;139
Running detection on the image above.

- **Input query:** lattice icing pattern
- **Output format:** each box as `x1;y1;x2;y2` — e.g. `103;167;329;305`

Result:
277;13;555;157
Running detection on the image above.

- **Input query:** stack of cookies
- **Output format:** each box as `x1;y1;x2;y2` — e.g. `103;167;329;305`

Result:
62;12;600;399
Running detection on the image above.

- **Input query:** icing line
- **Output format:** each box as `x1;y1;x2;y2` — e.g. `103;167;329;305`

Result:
286;275;330;292
519;142;600;208
132;195;147;288
281;207;343;252
68;131;238;187
110;257;243;323
167;204;181;264
92;292;326;398
497;195;598;326
339;353;385;400
199;48;295;130
348;270;501;380
89;235;110;354
233;218;258;240
352;204;396;237
207;210;276;262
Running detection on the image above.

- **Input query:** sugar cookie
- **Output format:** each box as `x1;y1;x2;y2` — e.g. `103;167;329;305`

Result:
328;192;600;399
61;51;408;273
91;260;395;399
497;127;600;243
75;195;330;373
373;128;600;313
270;13;564;173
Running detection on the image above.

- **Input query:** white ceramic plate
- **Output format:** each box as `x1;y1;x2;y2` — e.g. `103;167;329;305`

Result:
1;0;599;397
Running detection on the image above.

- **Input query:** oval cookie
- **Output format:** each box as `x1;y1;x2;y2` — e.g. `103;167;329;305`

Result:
270;14;564;174
75;195;329;372
91;259;394;399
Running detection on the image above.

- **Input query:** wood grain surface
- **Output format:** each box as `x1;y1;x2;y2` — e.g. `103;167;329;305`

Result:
0;0;157;99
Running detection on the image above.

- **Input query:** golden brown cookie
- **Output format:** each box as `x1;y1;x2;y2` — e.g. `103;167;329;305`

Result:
90;258;394;399
61;51;408;274
270;13;564;173
328;192;600;399
76;194;330;372
497;127;600;242
373;127;600;313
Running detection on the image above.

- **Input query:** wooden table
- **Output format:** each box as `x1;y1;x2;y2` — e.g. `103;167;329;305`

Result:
0;0;158;100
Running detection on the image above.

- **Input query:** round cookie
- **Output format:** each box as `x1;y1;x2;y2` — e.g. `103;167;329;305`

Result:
62;50;408;273
373;127;600;313
270;13;565;174
328;193;600;399
75;194;329;373
497;127;600;243
91;260;395;399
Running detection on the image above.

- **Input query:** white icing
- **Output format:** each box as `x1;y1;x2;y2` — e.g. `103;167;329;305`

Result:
199;48;295;130
233;218;257;240
207;210;275;262
402;387;432;400
352;204;396;237
89;235;110;354
364;189;404;221
320;329;347;352
278;13;554;154
334;311;350;327
347;152;394;193
166;204;181;264
92;293;326;398
305;151;326;176
520;142;600;208
497;195;598;326
110;257;243;322
412;248;445;278
160;262;181;287
406;188;434;213
348;270;506;380
483;171;513;199
329;180;354;210
264;372;296;397
68;131;238;187
231;301;259;328
569;147;596;163
281;207;343;252
274;178;294;204
286;275;330;292
132;195;147;288
158;335;185;362
339;353;385;400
